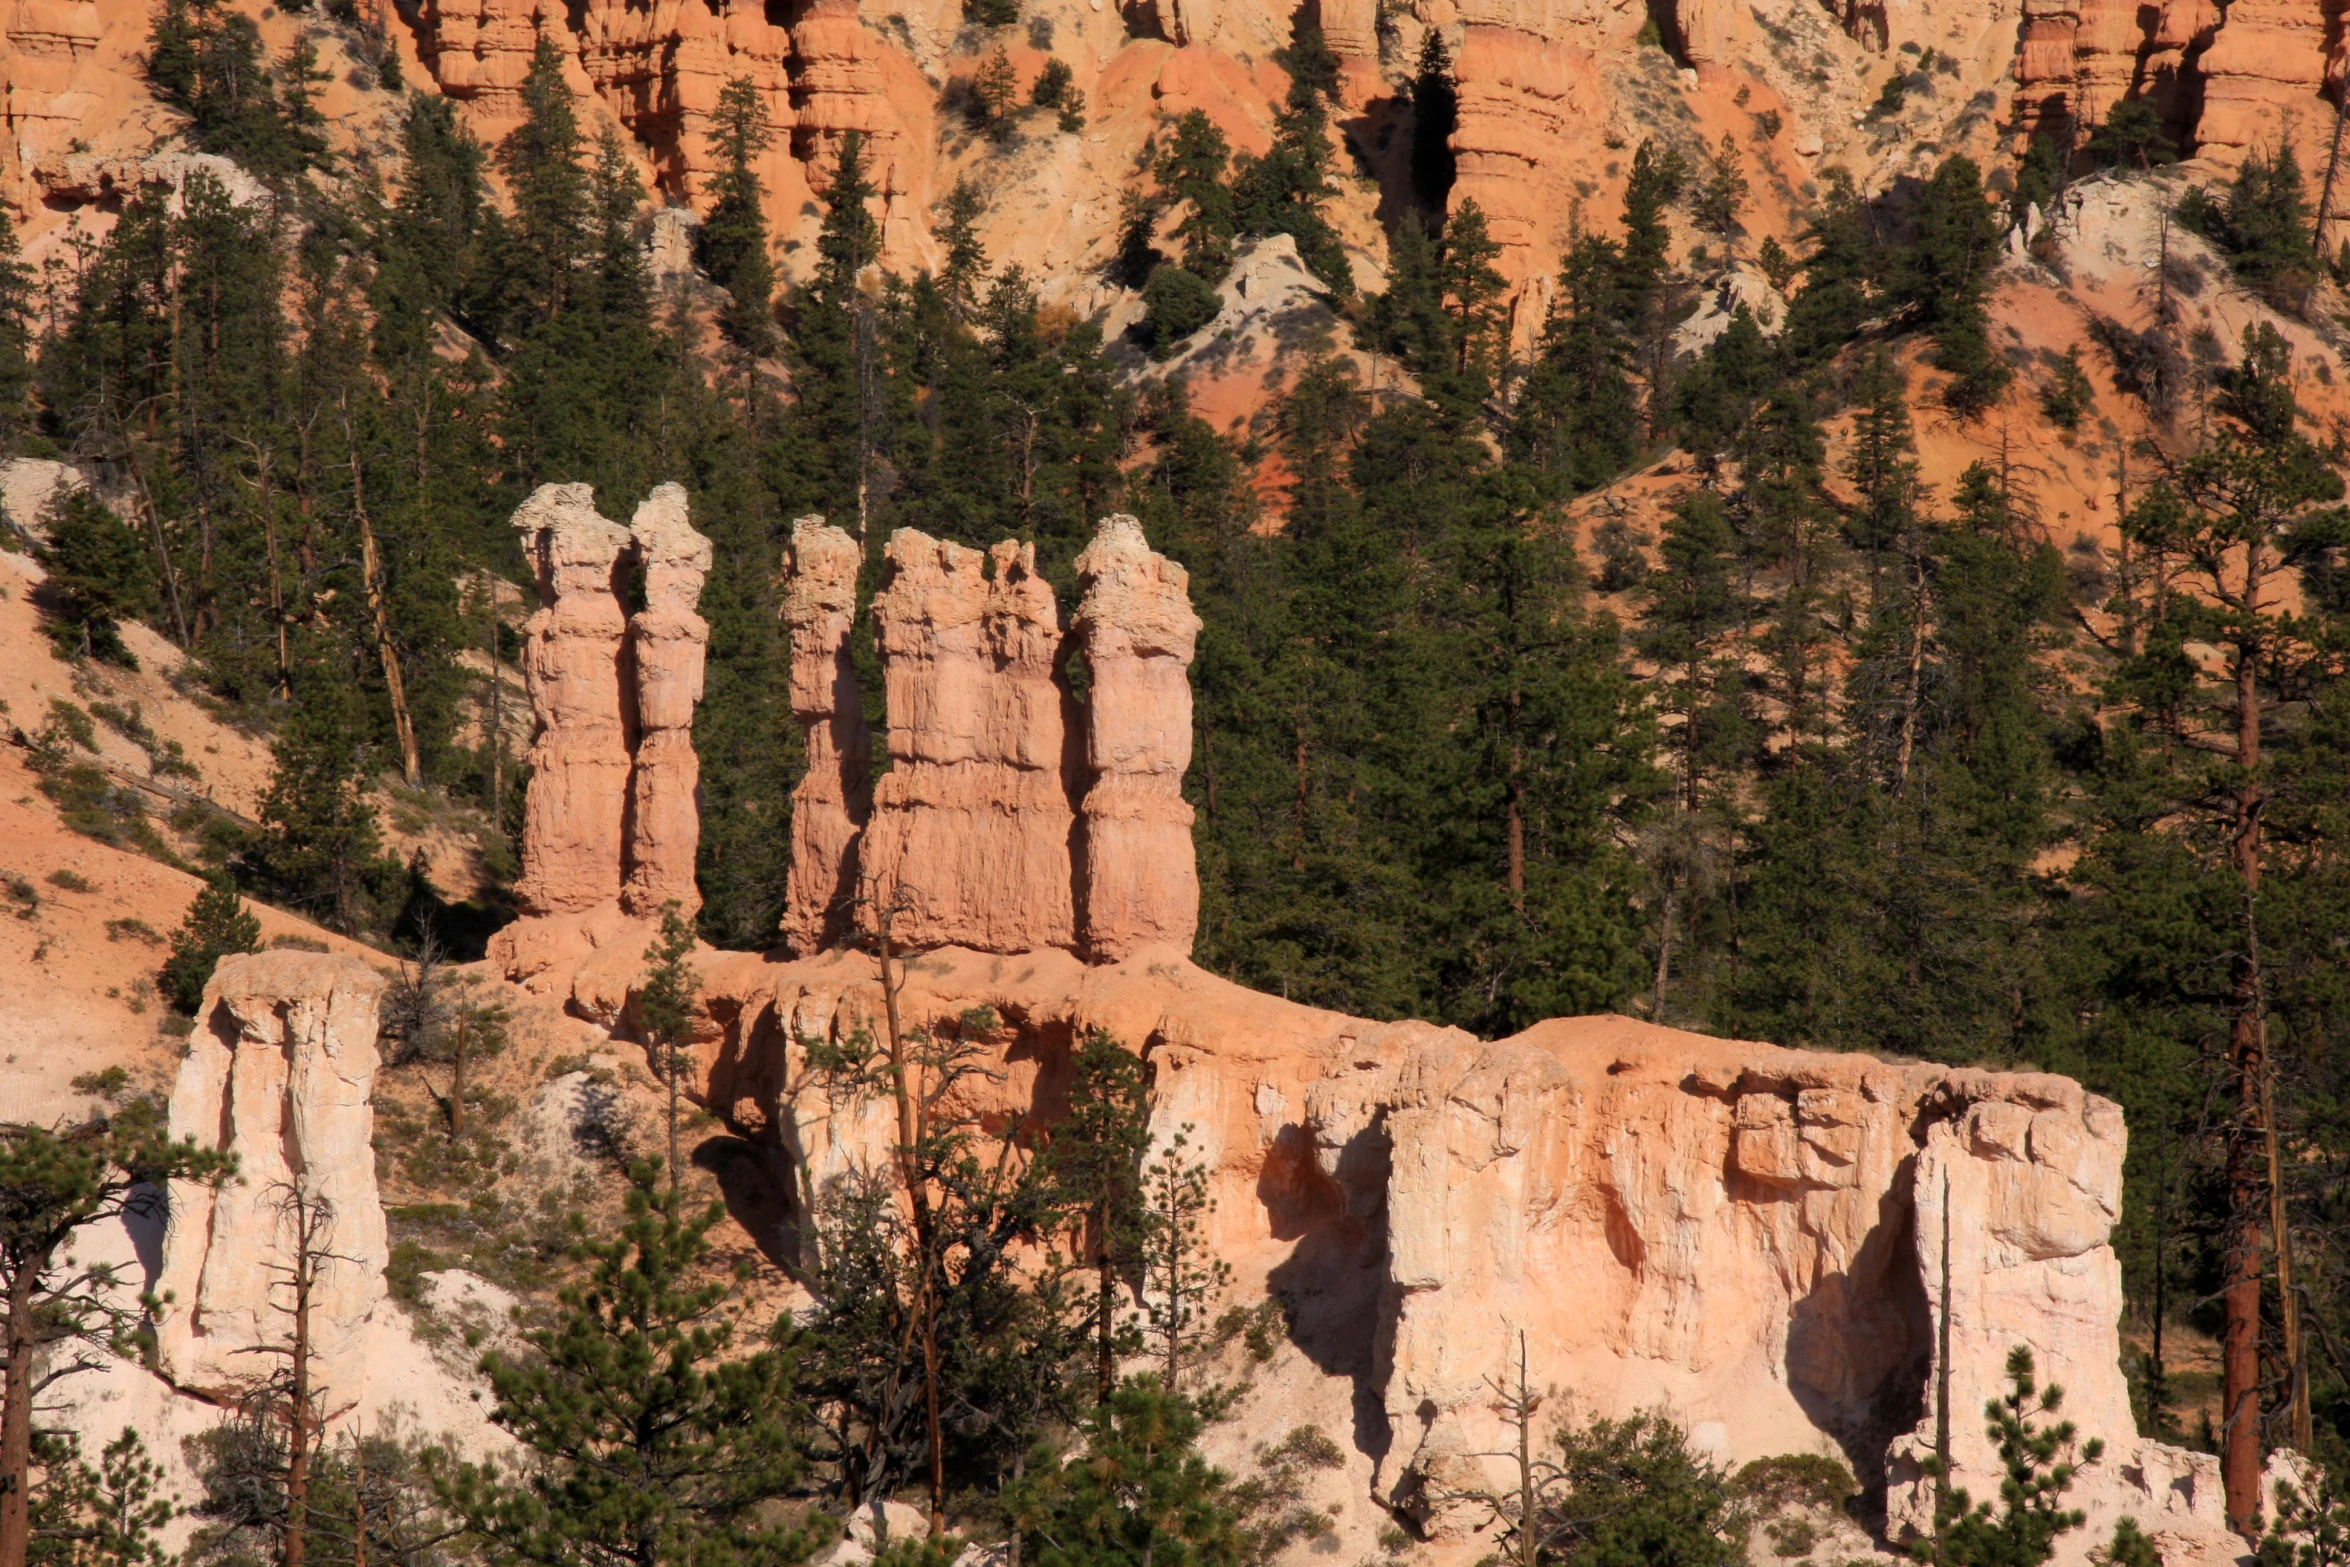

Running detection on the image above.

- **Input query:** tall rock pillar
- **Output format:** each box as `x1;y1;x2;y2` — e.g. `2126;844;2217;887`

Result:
155;953;389;1399
861;529;1077;953
1073;515;1202;961
782;516;871;954
512;484;637;917
622;484;713;919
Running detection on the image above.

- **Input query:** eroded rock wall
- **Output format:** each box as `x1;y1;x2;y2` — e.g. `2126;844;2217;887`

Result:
782;516;872;956
859;529;1078;954
155;953;388;1400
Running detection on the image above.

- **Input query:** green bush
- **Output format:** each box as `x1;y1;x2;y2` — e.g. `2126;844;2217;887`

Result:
1142;264;1220;358
160;871;262;1014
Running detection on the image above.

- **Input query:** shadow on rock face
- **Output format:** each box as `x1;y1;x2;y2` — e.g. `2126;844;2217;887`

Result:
695;1133;803;1272
1266;1116;1396;1468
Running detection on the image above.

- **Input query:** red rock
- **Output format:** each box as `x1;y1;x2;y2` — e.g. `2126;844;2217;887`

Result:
860;529;1079;954
1073;514;1201;962
782;516;872;955
512;483;637;919
622;483;712;921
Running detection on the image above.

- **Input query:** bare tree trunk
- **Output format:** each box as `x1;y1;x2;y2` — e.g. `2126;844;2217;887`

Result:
447;1016;468;1141
2220;540;2266;1533
1894;534;1927;791
871;895;946;1539
0;1261;39;1567
2262;1045;2311;1449
286;1218;314;1567
344;414;423;789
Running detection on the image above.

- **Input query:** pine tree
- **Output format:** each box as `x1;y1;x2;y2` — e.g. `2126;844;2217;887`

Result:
1895;156;2010;413
1692;133;1749;254
702;77;779;361
3;1114;231;1567
33;493;157;667
1155;111;1237;283
1911;1348;2102;1567
637;903;704;1203
161;871;264;1014
0;203;29;449
1005;1380;1250;1567
494;36;592;334
1043;1032;1151;1405
252;673;401;935
1138;1127;1229;1388
1410;29;1458;207
438;1165;820;1567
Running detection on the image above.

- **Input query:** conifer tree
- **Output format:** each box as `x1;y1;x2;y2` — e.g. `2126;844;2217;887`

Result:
33;493;156;667
702;77;779;362
439;1165;820;1567
251;673;401;935
1004;1380;1249;1567
1895;156;2010;412
1155;112;1237;283
1410;30;1458;207
495;36;592;334
0;204;29;450
3;1114;230;1567
162;871;265;1014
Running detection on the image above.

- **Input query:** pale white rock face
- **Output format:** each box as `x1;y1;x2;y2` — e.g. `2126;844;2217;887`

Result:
155;952;389;1402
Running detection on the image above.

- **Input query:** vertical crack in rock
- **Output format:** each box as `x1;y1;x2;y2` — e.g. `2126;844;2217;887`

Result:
622;483;714;920
512;483;638;918
155;954;389;1401
1073;514;1203;964
782;515;873;955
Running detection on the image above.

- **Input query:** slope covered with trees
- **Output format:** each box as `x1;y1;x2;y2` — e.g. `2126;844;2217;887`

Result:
4;0;2350;1544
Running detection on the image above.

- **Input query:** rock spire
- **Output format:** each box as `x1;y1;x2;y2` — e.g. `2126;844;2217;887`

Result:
155;953;389;1400
859;529;1079;953
622;484;714;920
1073;515;1203;961
508;482;712;928
776;514;1204;962
782;516;872;955
513;484;638;918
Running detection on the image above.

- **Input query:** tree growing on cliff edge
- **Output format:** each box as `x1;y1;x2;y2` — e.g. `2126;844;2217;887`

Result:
161;871;264;1015
0;1110;231;1567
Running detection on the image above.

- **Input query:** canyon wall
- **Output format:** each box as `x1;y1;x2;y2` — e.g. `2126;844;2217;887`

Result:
782;516;872;957
155;953;390;1401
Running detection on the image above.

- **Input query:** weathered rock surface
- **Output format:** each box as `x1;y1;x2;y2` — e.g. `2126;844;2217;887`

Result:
622;483;713;920
860;529;1078;954
1073;514;1201;962
782;516;872;956
155;953;389;1400
512;483;638;918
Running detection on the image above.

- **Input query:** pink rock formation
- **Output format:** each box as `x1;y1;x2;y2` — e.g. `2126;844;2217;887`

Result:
782;515;872;956
622;483;712;920
155;953;389;1401
512;483;637;918
2195;0;2347;174
1073;514;1201;962
0;0;103;178
860;529;1078;954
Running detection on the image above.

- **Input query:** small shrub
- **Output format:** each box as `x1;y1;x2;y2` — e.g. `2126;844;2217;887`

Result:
46;869;93;893
107;916;164;944
269;933;330;952
1143;263;1221;357
1031;57;1072;108
2040;345;2095;431
1869;69;1908;118
70;1065;131;1099
4;874;37;918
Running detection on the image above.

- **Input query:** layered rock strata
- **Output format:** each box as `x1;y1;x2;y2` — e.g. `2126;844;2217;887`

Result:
1073;514;1202;961
782;516;872;956
859;529;1079;953
622;484;714;920
513;483;639;918
155;953;389;1401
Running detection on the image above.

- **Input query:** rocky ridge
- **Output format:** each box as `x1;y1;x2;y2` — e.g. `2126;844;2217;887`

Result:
481;497;2291;1565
